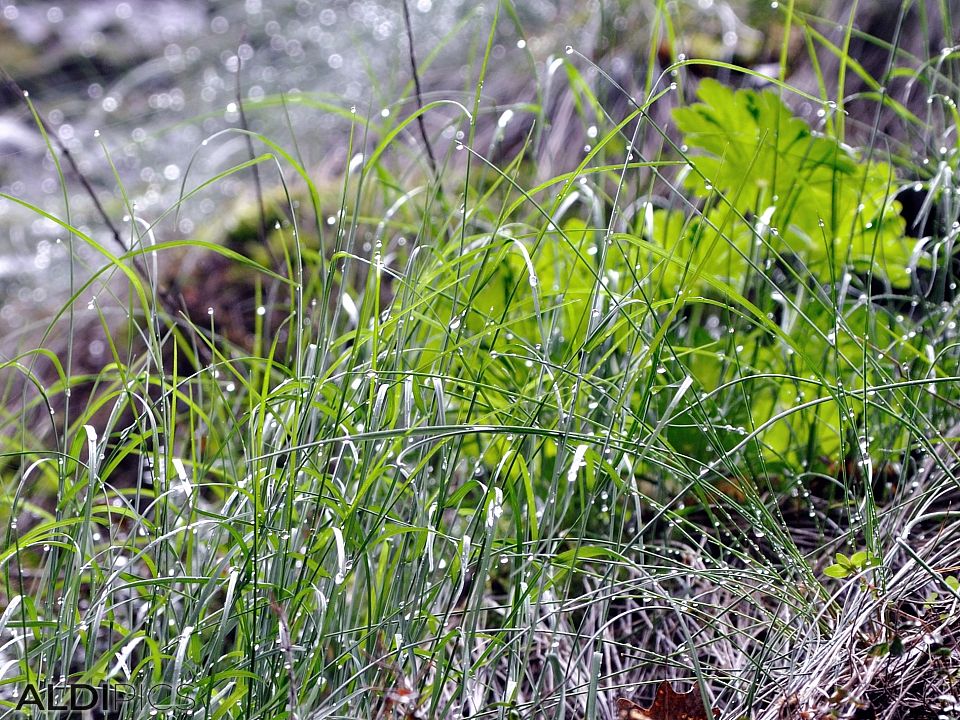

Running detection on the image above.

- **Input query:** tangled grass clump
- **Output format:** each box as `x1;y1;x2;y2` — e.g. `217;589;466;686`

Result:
1;2;960;720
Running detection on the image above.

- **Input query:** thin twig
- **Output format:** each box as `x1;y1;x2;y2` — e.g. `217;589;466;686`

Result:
0;68;123;247
235;36;275;266
401;0;438;177
0;67;183;318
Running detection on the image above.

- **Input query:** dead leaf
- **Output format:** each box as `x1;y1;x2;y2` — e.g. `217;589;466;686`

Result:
616;680;719;720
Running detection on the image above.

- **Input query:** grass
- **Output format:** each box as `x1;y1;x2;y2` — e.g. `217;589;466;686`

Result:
1;1;959;719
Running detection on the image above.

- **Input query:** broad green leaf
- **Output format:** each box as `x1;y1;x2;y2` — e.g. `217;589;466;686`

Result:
824;563;851;578
673;78;917;287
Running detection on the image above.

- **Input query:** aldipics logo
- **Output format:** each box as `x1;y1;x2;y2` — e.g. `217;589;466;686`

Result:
12;681;197;714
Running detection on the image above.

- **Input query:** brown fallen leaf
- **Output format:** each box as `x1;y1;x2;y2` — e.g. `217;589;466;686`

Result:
616;680;720;720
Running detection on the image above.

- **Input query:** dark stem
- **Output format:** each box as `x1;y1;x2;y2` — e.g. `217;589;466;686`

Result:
0;67;183;319
234;38;273;265
401;0;439;177
0;69;123;247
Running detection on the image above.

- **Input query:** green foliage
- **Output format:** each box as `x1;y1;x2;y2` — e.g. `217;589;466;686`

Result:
824;550;880;578
631;80;932;471
3;4;960;718
649;79;916;293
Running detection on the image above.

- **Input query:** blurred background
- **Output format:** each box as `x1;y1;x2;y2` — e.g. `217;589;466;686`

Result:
0;0;948;332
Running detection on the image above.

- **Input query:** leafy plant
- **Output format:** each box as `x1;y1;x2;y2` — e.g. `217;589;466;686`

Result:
630;80;933;472
824;550;880;578
651;78;918;292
